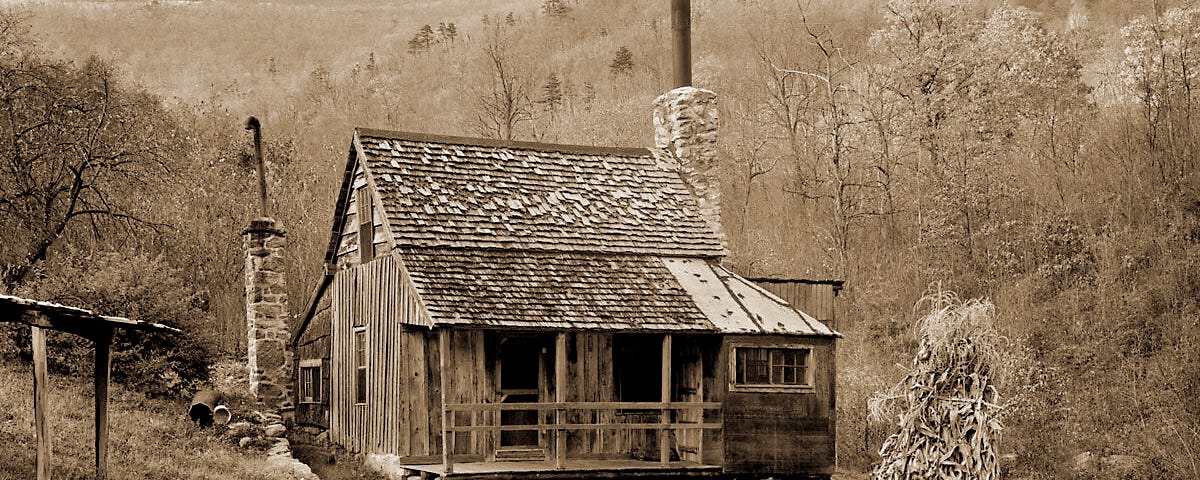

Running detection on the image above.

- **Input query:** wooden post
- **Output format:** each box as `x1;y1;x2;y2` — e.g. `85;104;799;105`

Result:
554;332;567;470
93;327;113;480
660;334;672;465
32;325;51;480
439;330;453;474
696;354;705;465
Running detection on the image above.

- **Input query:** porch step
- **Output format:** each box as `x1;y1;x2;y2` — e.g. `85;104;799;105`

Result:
494;448;547;461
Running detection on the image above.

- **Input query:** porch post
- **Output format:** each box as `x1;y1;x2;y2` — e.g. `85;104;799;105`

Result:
32;325;51;480
439;329;453;474
94;327;113;480
554;332;567;470
660;334;672;465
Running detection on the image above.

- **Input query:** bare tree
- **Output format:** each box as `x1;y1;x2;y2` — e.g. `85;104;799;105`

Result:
0;49;181;289
777;15;892;278
470;25;534;141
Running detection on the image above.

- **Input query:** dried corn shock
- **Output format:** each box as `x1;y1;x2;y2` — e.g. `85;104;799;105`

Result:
872;292;1005;480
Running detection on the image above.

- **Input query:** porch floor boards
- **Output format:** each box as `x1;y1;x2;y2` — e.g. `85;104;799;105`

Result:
400;459;722;479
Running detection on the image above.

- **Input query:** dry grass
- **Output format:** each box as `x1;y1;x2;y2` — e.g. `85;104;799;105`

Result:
0;360;295;479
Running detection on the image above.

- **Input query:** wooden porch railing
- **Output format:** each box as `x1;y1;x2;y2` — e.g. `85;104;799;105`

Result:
441;401;722;472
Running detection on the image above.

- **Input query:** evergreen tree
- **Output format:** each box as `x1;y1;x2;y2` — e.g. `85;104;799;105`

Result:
540;73;564;118
408;24;435;54
610;46;634;75
543;0;571;19
505;12;517;26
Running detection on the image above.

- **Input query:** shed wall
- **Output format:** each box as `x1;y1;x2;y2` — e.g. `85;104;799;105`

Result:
721;335;836;476
752;281;839;329
330;255;435;456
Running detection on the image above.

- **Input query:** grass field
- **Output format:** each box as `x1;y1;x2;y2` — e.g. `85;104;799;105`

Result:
0;360;298;480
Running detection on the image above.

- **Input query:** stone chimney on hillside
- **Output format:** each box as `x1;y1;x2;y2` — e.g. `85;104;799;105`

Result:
653;86;726;249
244;218;293;413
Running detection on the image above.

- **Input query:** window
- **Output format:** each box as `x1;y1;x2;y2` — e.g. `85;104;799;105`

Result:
354;328;368;404
732;346;813;391
356;187;374;263
299;360;321;404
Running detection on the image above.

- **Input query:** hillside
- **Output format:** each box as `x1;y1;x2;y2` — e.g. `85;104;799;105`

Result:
1;0;1197;478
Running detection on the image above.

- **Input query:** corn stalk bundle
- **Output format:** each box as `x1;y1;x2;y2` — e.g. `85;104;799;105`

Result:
871;290;1005;480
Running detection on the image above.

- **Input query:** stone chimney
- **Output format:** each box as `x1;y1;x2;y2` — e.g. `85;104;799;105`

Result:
653;86;726;248
243;217;293;412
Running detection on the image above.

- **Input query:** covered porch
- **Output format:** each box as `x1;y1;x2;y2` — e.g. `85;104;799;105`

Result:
393;458;720;479
429;330;723;478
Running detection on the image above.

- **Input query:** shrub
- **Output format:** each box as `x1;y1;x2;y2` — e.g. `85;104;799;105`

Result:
5;249;216;397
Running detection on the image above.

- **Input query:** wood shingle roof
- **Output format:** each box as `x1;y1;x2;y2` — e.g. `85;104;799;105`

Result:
354;129;725;257
399;248;712;331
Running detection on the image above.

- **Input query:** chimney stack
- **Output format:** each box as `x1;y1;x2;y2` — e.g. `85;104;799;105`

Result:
242;117;292;414
244;218;293;412
654;87;725;249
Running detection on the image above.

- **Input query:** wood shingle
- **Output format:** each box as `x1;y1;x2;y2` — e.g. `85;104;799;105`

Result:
355;129;725;257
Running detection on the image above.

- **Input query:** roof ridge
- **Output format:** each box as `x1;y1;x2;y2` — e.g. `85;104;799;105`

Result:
355;127;651;157
394;244;722;259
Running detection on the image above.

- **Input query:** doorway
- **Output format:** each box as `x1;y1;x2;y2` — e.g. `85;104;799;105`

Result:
498;336;545;448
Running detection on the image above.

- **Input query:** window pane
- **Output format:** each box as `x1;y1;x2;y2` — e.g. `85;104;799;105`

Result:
356;368;367;404
355;330;368;404
736;348;770;384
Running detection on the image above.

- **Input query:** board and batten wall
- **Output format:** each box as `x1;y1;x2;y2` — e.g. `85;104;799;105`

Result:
721;334;836;476
330;254;439;457
748;279;842;329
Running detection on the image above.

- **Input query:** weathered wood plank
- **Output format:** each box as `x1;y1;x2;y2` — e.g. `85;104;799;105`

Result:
94;327;113;480
660;334;672;465
32;325;50;480
554;332;567;469
439;329;453;473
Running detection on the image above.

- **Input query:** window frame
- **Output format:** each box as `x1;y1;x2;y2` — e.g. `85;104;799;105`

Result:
356;186;375;263
728;343;816;393
298;359;322;404
354;326;368;405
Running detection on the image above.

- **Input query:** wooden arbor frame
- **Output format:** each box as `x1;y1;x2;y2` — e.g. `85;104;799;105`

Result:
0;294;180;480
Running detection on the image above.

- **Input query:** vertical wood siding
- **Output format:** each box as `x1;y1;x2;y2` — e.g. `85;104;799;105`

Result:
753;282;839;329
330;254;436;456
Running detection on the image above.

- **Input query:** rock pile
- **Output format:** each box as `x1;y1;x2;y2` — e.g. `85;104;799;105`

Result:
225;410;317;479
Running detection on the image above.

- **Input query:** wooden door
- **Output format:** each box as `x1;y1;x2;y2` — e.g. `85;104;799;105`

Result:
674;341;705;463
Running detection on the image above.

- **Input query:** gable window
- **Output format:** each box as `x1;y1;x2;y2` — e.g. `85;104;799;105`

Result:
354;327;368;405
732;345;814;391
299;359;322;404
356;187;375;263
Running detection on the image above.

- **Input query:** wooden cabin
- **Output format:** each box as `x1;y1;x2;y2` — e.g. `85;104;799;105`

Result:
290;127;841;479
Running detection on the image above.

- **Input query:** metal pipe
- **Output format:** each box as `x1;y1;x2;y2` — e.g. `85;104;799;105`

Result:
672;0;692;88
245;117;268;218
189;390;229;427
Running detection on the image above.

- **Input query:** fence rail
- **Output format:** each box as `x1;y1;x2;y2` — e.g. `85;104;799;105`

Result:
439;400;722;472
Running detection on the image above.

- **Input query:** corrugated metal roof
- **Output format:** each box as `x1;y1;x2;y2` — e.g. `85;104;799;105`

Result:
661;258;839;337
355;129;725;257
0;294;180;334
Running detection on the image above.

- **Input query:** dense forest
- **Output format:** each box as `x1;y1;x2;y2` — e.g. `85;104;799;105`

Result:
0;0;1197;478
